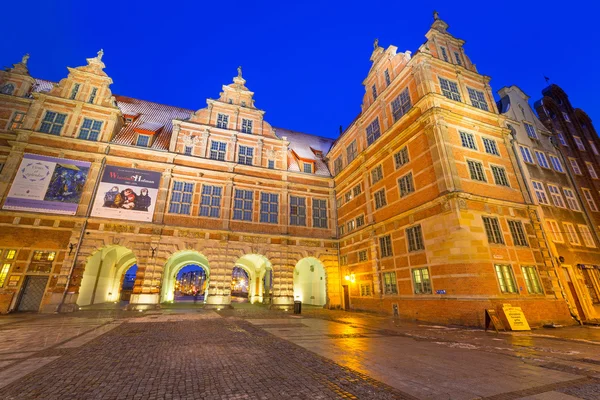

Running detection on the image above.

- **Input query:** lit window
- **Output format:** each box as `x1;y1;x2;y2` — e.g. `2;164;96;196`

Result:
412;267;432;294
346;140;357;163
391;88;412;122
563;222;580;245
8;111;25;130
210;141;227;161
467;88;489;111
374;189;387;209
40;111;67;135
241;119;253;134
406;225;424;252
534;151;549;168
519;146;534;164
521;266;543;294
582;188;598;212
0;263;10;287
371;165;383;184
440;46;449;62
384;69;391;86
508;220;528;246
5;250;16;260
88;87;97;104
199;185;222;218
70;83;80;100
216;113;229;129
548;185;566;208
586;162;598;179
168;181;194;215
549;155;564;172
360;283;372;296
398;172;415;197
394;147;409;169
578;225;596;247
531;181;549;205
366;118;381;145
312;199;328;228
290;196;306;226
238;146;254;165
524;123;537;139
467;160;486;182
439;77;461;101
382;271;397;294
233;189;254;221
136;135;150;147
495;264;518;293
460;131;477;150
483;216;504;245
563;188;580;211
569;158;582;175
574;136;585;151
379;235;393;258
78;118;103;141
482;138;499;156
546;220;564;243
260;192;279;224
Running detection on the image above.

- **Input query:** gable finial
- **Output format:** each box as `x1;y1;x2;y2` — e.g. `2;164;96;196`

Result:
22;53;30;65
237;65;243;78
433;10;439;20
373;38;379;50
97;49;104;60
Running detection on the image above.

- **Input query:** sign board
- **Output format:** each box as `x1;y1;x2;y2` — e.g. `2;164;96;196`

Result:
91;166;161;222
502;304;531;331
435;289;446;295
3;154;91;215
485;309;505;333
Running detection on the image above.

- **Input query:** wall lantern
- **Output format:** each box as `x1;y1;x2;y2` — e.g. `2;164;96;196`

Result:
344;273;356;283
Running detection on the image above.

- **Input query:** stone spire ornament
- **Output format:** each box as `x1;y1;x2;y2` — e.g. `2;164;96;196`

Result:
97;49;104;61
237;65;242;78
373;38;379;49
21;53;30;65
433;10;439;20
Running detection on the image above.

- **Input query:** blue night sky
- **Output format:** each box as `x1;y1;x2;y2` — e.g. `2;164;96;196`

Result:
1;1;598;139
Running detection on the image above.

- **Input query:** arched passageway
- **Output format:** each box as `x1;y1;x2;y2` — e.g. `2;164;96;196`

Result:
175;265;207;302
231;266;249;302
119;264;138;302
293;257;327;306
161;251;210;303
233;254;272;304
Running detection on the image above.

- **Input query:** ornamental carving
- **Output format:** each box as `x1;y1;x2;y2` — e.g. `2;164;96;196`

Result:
299;240;320;247
104;224;135;233
178;230;203;238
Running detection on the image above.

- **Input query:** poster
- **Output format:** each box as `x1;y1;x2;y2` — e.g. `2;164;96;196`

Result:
3;154;90;215
91;165;161;222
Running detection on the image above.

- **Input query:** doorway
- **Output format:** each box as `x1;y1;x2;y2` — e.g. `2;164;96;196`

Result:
17;276;49;312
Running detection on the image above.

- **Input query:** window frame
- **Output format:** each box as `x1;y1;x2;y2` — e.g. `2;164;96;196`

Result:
398;172;415;197
216;113;229;129
39;110;67;135
382;271;398;294
312;198;328;228
482;137;500;156
507;220;528;247
521;266;544;295
406;224;425;252
467;87;489;111
482;216;505;245
238;145;254;165
290;195;307;226
394;147;410;169
259;192;279;224
491;165;510;187
199;185;222;218
467;159;487;182
168;181;194;215
379;235;393;258
78;118;103;141
547;184;566;208
233;189;254;221
531;181;549;205
412;267;432;294
494;264;518;294
374;188;387;209
439;77;461;101
210;140;227;161
459;131;478;150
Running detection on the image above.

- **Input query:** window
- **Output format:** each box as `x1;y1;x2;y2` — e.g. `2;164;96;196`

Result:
467;160;486;182
241;101;246;107
340;255;347;266
406;225;424;252
0;163;3;174
491;166;510;187
531;181;549;205
483;216;504;245
519;146;534;164
557;132;567;146
346;140;357;163
344;191;352;203
290;196;306;226
8;111;25;130
563;222;580;245
333;157;343;175
482;138;499;156
374;189;387;209
460;131;477;150
563;112;571;122
238;145;254;165
0;263;9;287
440;46;449;62
546;220;564;243
359;250;368;262
524;122;537;139
210;141;227;161
40;111;67;135
535;151;550;169
78;118;103;141
549;155;564;172
366;118;381;145
336;197;342;208
233;189;254;221
439;77;461;101
589;141;599;155
347;219;356;232
268;160;275;169
216;113;229;129
380;235;393;258
168;181;194;214
581;268;600;304
495;264;518;293
398;172;415;197
508;220;528;246
582;188;598;212
578;225;596;248
312;199;328;228
88;87;97;104
521;266;543;294
260;193;279;224
391;88;412;122
548;185;566;208
136;135;150;147
241;119;253;134
356;215;365;228
574;136;585;151
412;268;432;294
199;185;222;218
371;165;383;184
383;272;397;294
454;52;462;66
360;283;372;297
184;146;193;155
0;249;16;288
467;88;489;111
0;83;15;95
586;162;598;179
70;83;80;100
372;84;377;100
394;147;409;169
563;188;580;211
384;69;391;86
569;158;582;175
303;163;312;173
338;224;345;236
352;184;362;197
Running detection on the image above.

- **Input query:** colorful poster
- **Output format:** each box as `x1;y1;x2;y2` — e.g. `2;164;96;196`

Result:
91;165;161;222
3;154;90;215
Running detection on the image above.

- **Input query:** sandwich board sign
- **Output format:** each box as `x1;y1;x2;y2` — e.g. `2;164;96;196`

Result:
502;304;531;331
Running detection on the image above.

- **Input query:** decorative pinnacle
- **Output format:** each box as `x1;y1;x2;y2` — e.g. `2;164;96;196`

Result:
22;53;30;65
433;10;439;20
237;65;242;78
97;49;104;60
373;38;379;49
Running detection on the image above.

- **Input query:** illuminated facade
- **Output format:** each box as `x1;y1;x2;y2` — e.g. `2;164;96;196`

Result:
0;14;598;326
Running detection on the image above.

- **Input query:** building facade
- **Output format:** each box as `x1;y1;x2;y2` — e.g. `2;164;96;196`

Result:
0;14;598;326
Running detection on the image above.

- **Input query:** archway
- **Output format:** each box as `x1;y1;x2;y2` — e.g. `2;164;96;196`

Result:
174;264;207;302
231;266;249;303
161;250;210;303
119;264;138;302
293;257;326;306
233;254;272;304
78;245;137;306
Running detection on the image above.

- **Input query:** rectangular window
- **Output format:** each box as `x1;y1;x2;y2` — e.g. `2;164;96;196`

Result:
372;84;377;100
136;134;150;147
241;118;253;134
440;47;449;62
340;255;347;266
531;181;549;205
589;141;599;155
210;141;227;161
524;122;537;139
383;272;397;294
344;191;352;203
346;140;357;163
352;184;362;197
482;138;499;156
519;146;534;164
439;77;461;101
238;145;254;165
233;189;254;221
491;166;510;187
483;216;504;245
384;69;391;86
574;136;585;151
268;160;275;169
360;283;372;297
460;131;477;150
374;189;387;209
581;268;600;304
366;118;381;145
535;151;550;169
184;146;193;155
78;118;103;141
216;113;229;129
546;220;564;243
358;250;368;262
199;185;222;218
582;188;598;212
380;235;393;258
563;222;580;245
454;51;462;66
521;266;543;294
508;220;528;247
406;225;424;252
70;83;80;100
356;215;365;228
260;192;279;224
467;88;489;111
9;111;26;130
563;188;580;211
303;163;312;173
334;157;343;175
312;199;328;228
394;147;409;169
578;225;596;248
398;172;415;197
569;158;582;175
495;264;518;293
290;196;306;226
0;263;10;288
88;87;97;104
557;132;567;146
412;268;432;294
347;219;356;232
563;112;571;122
338;224;345;236
586;162;598;179
168;181;194;215
548;184;566;208
371;165;383;184
40;111;67;135
467;160;486;182
549;155;564;172
391;88;412;122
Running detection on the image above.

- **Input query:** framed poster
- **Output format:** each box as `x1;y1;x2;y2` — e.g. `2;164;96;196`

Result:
3;154;91;215
91;165;161;222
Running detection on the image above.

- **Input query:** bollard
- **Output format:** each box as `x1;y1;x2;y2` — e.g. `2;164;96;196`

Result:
294;300;302;314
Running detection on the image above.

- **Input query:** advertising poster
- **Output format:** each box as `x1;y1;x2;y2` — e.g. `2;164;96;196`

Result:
91;165;161;222
3;154;90;215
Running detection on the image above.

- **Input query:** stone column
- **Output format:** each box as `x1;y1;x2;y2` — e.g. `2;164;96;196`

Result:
204;247;233;308
271;248;294;308
154;169;172;224
256;138;264;167
76;157;104;216
128;243;160;310
0;142;26;203
228;134;238;163
52;225;86;312
222;178;234;230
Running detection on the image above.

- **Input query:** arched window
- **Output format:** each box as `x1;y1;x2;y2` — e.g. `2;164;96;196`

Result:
0;83;15;95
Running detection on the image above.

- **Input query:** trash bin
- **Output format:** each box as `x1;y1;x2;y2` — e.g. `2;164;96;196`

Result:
294;300;302;314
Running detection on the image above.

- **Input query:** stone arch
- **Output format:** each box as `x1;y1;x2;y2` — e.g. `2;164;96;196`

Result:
231;254;273;304
78;245;137;306
161;250;210;303
293;257;327;306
